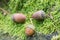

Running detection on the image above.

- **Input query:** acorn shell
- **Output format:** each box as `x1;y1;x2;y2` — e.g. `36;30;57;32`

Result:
25;24;35;36
12;13;26;23
25;27;35;36
32;10;46;20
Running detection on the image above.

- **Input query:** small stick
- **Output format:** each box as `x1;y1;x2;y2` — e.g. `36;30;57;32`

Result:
30;18;33;24
46;13;54;20
0;8;9;16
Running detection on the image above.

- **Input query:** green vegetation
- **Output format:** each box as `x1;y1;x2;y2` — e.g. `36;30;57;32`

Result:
0;0;60;40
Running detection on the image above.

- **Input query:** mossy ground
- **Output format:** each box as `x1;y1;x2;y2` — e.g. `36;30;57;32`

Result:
0;0;60;40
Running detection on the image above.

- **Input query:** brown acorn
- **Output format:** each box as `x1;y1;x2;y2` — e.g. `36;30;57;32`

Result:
25;24;35;36
32;10;46;20
12;13;26;23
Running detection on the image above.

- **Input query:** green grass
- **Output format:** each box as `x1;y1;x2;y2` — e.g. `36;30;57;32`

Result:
0;0;60;40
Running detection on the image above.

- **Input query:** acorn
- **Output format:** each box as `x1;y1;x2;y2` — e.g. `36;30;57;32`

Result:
25;24;35;36
32;10;46;20
12;13;26;23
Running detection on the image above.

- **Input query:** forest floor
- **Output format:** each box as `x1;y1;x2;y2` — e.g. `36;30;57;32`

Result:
0;0;60;40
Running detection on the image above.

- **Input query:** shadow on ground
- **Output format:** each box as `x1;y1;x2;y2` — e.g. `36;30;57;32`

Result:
26;31;58;40
0;30;59;40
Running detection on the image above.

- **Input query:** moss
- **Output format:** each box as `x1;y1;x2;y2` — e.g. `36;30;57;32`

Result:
0;0;60;40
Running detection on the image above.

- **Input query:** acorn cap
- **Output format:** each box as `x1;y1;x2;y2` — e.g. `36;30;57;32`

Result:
26;24;35;30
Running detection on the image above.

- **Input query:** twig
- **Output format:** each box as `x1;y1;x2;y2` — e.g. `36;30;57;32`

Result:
0;8;9;16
